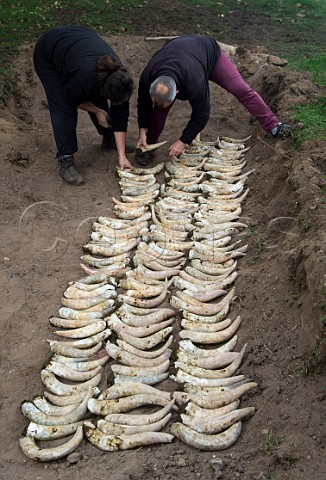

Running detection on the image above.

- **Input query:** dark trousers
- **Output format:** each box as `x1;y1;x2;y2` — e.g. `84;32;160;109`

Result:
146;103;174;144
33;41;112;157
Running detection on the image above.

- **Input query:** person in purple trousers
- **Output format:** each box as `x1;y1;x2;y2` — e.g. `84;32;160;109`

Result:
136;34;304;165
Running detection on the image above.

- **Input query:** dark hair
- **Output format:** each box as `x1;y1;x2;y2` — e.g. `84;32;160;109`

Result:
96;55;134;104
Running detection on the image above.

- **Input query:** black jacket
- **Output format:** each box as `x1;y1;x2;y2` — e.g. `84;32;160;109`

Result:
36;25;129;132
137;35;221;144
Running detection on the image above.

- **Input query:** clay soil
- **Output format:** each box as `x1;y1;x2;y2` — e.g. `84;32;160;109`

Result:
0;3;325;480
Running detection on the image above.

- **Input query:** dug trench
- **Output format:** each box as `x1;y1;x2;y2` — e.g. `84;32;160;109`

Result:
0;35;325;480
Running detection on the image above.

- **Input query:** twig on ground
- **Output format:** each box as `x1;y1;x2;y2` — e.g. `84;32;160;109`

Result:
145;36;178;41
257;136;293;160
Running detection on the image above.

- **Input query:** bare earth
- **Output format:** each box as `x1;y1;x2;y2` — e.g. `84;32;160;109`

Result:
0;6;325;480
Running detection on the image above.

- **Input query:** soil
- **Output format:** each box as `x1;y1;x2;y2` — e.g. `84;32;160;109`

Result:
0;3;325;480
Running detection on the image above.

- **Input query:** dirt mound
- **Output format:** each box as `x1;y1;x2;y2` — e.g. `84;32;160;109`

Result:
234;46;322;117
0;35;325;480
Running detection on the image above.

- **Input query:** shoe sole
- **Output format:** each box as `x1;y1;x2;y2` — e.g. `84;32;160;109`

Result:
135;158;154;167
59;173;85;186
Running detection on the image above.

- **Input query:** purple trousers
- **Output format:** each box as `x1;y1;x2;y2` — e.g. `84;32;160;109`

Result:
146;51;280;144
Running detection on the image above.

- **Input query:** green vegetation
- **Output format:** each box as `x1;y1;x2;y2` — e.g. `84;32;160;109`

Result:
255;237;265;254
0;67;16;105
252;1;326;146
290;54;326;86
0;0;144;104
186;0;326;50
207;0;324;56
246;227;265;253
314;300;326;310
298;343;325;375
264;431;281;452
317;288;326;350
293;194;301;212
0;0;325;146
300;219;312;232
291;99;326;147
289;176;300;191
241;0;326;33
186;0;326;145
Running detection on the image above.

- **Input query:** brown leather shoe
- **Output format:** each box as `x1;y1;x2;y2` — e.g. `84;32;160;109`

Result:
101;135;134;153
58;155;84;186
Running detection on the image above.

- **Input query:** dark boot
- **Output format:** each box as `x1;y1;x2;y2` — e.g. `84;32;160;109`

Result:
135;151;155;166
271;122;304;138
101;134;134;153
58;155;84;186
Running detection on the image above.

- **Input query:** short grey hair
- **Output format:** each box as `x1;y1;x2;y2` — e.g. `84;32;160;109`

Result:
149;76;177;107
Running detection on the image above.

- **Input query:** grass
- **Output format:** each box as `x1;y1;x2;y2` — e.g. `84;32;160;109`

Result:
0;0;144;104
246;227;265;253
243;0;326;31
0;67;16;105
245;2;326;146
264;431;281;452
291;99;326;147
293;194;301;212
244;2;326;145
300;219;312;232
185;0;326;145
289;53;326;86
298;342;325;375
0;0;325;146
314;300;326;310
289;177;300;191
185;0;326;45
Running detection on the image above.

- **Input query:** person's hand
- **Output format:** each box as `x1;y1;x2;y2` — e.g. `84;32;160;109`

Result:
136;140;147;149
168;140;185;157
96;110;111;128
137;129;148;148
118;156;132;170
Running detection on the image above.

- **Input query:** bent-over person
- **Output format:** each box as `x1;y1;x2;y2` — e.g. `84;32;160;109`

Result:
34;25;134;185
136;34;303;165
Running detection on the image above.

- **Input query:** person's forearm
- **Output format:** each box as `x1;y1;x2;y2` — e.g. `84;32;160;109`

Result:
114;131;132;170
78;102;100;114
137;128;148;146
114;131;128;156
79;103;110;128
180;113;209;144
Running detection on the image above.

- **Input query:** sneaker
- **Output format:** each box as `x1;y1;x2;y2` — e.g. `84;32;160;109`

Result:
58;155;84;186
101;134;134;153
271;122;304;138
135;150;155;167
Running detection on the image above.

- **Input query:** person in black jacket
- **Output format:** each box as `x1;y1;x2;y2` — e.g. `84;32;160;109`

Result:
34;25;134;185
136;34;303;165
